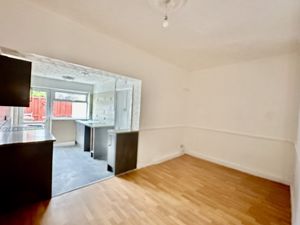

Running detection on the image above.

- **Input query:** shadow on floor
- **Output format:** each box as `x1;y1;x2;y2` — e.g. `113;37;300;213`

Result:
0;199;50;225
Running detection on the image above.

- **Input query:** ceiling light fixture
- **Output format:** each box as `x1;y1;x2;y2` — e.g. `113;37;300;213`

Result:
148;0;187;28
162;15;169;28
162;0;170;28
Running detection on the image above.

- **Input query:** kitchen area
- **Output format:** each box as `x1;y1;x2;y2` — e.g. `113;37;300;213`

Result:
0;47;141;209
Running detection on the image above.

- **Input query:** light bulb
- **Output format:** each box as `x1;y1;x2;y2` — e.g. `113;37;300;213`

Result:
162;20;169;28
162;16;169;28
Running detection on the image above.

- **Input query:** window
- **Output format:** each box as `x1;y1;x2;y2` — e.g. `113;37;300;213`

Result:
52;91;88;119
54;92;87;102
23;90;47;123
0;106;11;125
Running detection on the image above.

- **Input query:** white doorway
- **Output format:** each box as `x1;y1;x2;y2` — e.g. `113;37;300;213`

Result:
115;88;133;130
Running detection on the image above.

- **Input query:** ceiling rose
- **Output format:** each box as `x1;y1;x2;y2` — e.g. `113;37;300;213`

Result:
148;0;187;12
148;0;188;28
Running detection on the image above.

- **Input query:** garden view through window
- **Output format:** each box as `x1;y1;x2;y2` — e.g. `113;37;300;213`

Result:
24;90;47;123
24;90;88;123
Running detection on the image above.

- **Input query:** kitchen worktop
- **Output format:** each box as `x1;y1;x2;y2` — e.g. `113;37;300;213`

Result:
76;120;114;128
0;126;55;208
108;129;139;134
0;127;56;146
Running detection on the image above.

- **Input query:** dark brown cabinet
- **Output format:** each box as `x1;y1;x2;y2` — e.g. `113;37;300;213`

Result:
107;131;139;175
0;129;55;211
0;55;32;107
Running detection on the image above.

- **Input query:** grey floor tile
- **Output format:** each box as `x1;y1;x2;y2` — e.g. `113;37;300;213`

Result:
52;145;113;196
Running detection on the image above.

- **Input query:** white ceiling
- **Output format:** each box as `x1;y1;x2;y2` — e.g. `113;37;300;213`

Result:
27;54;117;85
26;0;300;71
0;47;138;85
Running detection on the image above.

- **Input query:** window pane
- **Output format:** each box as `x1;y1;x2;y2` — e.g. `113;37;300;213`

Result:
53;101;72;118
24;91;47;123
72;102;88;119
52;101;87;119
54;92;86;102
0;106;11;124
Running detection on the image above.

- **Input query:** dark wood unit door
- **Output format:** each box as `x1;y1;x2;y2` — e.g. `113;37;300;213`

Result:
0;55;32;107
76;123;90;151
115;132;138;175
83;126;91;151
0;141;53;211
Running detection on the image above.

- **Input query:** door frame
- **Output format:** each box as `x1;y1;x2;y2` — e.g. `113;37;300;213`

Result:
18;87;52;131
115;88;133;130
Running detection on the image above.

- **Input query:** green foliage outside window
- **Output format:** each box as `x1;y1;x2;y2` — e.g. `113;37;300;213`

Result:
30;90;46;98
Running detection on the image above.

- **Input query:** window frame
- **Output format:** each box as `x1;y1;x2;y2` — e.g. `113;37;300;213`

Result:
20;87;51;126
51;90;90;120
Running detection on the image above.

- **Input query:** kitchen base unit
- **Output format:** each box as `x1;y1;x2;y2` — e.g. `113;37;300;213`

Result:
0;128;55;211
107;130;139;175
76;120;114;160
75;122;91;152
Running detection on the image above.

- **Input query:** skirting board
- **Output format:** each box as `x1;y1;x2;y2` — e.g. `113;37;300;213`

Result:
291;149;299;225
185;150;290;185
137;150;184;169
54;141;76;147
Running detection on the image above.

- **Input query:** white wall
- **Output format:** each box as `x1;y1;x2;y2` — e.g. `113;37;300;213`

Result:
0;0;186;166
52;120;76;144
184;53;300;184
93;91;115;124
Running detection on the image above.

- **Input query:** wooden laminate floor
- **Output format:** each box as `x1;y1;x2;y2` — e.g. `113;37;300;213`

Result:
0;155;291;225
